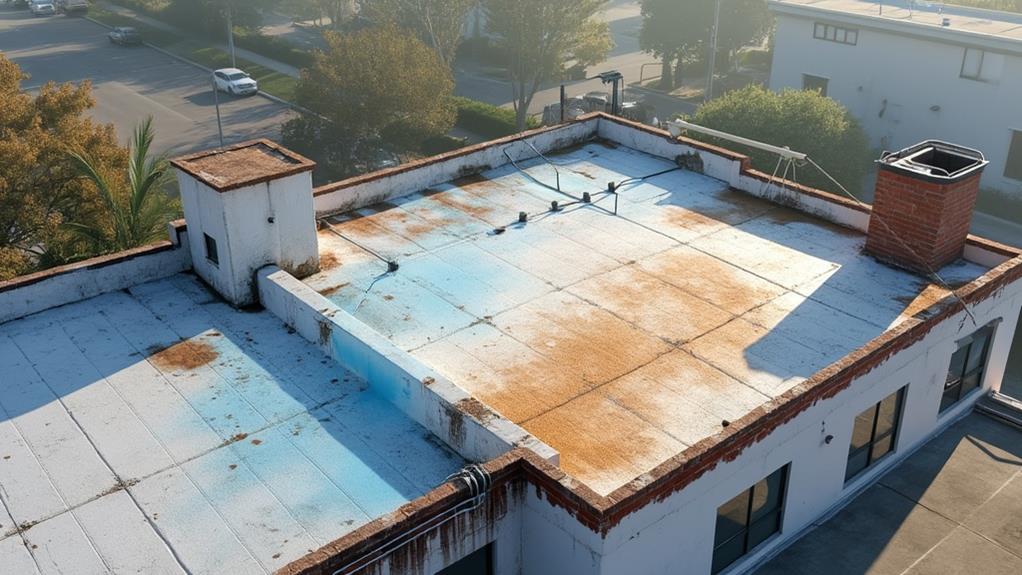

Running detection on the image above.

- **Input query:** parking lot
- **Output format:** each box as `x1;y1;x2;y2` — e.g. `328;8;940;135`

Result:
0;8;294;155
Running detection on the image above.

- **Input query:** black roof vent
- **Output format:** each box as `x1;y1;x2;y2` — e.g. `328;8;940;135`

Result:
879;140;987;182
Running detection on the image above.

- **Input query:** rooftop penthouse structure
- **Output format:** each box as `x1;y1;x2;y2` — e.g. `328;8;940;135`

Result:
1;114;1021;575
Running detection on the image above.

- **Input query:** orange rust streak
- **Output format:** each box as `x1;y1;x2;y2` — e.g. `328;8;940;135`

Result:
149;340;219;371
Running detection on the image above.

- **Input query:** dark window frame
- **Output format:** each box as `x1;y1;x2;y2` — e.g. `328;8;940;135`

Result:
204;233;219;266
960;47;986;81
941;323;997;413
436;542;493;575
813;22;858;45
712;465;789;574
1005;130;1022;181
802;74;830;97
845;387;906;483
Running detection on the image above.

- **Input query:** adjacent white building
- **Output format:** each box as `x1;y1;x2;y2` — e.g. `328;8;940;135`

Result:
768;0;1022;196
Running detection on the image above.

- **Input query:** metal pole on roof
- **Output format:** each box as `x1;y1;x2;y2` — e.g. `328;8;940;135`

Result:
705;0;721;103
666;119;808;161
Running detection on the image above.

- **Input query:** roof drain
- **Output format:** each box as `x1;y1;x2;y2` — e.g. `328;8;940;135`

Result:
329;464;494;575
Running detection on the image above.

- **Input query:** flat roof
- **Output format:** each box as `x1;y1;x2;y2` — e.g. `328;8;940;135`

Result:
771;0;1022;43
171;139;315;192
303;141;989;496
0;275;462;573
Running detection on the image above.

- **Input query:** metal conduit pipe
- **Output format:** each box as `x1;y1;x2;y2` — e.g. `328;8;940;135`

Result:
330;464;494;575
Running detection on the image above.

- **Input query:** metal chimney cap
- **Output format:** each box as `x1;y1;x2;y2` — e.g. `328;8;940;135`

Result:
877;140;987;183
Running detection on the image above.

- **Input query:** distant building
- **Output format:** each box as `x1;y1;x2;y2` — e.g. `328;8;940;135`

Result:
768;0;1022;197
1;114;1021;575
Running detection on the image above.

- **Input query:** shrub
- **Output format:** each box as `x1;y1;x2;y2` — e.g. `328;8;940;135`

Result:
453;97;538;139
691;85;872;194
234;30;314;69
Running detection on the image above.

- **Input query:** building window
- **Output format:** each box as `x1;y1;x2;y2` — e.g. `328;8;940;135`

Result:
437;543;493;575
960;48;1004;82
204;233;219;266
1005;130;1022;181
803;74;829;97
942;324;996;413
712;465;788;574
813;22;858;45
845;387;905;482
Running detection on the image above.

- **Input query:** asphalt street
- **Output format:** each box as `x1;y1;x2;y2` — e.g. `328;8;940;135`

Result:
0;7;294;156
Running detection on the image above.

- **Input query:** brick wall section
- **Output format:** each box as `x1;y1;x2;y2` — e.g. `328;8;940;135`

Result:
866;167;982;273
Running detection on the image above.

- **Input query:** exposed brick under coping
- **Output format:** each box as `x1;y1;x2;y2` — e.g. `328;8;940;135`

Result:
281;251;1022;574
0;218;188;294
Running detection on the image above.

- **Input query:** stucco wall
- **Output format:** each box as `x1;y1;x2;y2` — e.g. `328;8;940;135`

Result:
769;11;1022;195
0;222;191;325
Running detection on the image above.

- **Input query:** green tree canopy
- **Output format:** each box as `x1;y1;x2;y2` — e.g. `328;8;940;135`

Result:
362;0;476;69
640;0;771;90
483;0;612;131
282;25;456;181
67;117;179;257
690;85;872;194
0;54;127;280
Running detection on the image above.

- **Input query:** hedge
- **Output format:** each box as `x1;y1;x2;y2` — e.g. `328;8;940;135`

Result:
234;30;314;70
453;97;537;139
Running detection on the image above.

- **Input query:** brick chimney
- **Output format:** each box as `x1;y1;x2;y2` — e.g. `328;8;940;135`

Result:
865;141;987;274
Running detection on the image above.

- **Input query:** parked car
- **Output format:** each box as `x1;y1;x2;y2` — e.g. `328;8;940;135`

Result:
108;26;141;45
29;1;56;15
55;0;87;14
213;68;258;96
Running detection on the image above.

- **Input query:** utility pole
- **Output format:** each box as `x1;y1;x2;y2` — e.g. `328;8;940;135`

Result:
226;5;236;68
212;74;225;148
705;0;721;103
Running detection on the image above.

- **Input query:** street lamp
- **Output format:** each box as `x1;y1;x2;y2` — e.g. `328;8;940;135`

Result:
705;0;721;103
212;73;225;149
226;5;236;68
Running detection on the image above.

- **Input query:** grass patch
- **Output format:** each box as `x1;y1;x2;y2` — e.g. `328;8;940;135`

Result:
187;47;298;100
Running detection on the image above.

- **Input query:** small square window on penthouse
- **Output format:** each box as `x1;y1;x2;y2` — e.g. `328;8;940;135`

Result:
204;233;219;266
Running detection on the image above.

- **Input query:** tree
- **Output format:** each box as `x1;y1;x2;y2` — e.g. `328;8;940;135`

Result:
0;54;126;280
640;0;771;91
690;85;871;194
362;0;476;69
164;0;275;37
483;0;612;131
282;26;456;181
66;118;179;256
280;0;357;29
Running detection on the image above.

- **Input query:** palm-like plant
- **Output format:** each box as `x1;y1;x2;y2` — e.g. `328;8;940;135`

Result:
67;117;179;253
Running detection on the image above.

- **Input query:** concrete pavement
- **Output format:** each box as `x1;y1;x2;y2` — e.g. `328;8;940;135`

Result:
0;7;293;155
755;412;1022;575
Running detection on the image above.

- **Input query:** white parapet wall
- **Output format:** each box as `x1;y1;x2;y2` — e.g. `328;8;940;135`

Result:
256;265;558;465
313;120;601;216
0;222;192;325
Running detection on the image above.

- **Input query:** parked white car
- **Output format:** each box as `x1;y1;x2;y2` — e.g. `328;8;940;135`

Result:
30;1;56;15
213;68;258;96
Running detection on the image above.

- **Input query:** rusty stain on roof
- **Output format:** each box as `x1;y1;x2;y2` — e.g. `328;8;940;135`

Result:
303;140;992;495
148;340;219;371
